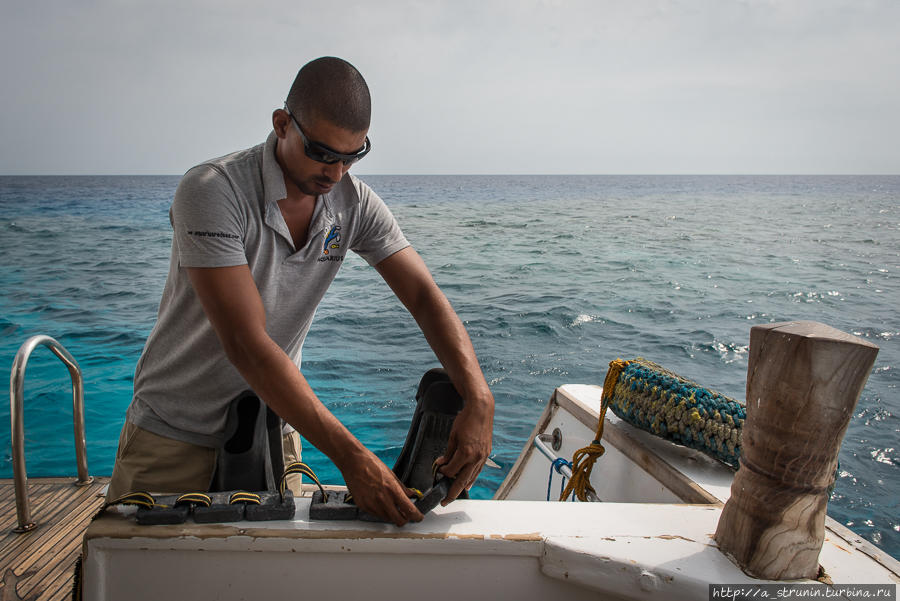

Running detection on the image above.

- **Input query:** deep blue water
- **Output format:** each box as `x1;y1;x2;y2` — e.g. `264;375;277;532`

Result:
0;174;897;556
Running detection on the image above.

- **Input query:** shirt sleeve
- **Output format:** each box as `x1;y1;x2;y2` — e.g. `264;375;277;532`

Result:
350;178;410;266
170;164;249;268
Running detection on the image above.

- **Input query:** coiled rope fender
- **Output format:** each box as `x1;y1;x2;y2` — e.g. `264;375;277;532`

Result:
560;358;746;502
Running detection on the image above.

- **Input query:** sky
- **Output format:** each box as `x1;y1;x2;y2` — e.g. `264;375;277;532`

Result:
1;0;899;175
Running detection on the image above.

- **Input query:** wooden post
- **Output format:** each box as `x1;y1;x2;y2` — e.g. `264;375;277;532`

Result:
714;321;879;580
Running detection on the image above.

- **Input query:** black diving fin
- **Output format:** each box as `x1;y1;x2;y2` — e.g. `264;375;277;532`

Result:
309;368;465;522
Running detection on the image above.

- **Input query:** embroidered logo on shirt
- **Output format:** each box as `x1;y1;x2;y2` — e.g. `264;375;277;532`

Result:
319;225;343;262
323;225;341;255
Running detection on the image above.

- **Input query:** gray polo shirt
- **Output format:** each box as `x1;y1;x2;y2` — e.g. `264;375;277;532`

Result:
127;131;409;447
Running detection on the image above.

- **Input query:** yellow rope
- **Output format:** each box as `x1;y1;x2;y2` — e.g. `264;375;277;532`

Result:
602;359;629;403
559;359;629;502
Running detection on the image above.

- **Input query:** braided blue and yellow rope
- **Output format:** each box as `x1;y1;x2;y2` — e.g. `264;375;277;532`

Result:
561;358;745;502
609;358;744;468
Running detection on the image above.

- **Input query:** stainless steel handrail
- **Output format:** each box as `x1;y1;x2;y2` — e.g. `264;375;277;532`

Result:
533;433;600;502
9;335;93;533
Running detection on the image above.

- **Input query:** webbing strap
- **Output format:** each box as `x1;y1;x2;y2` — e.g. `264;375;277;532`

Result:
175;492;212;507
106;491;156;510
108;461;327;512
281;461;325;499
229;491;261;505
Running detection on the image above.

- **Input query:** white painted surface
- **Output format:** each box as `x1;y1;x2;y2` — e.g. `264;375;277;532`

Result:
84;498;899;601
82;384;899;600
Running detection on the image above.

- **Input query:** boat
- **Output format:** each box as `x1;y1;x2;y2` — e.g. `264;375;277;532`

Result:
7;325;900;600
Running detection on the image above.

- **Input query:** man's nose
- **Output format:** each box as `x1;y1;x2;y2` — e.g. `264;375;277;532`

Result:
323;161;344;182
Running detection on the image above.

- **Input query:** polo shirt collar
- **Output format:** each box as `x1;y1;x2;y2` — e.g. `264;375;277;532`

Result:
262;130;287;208
261;130;337;255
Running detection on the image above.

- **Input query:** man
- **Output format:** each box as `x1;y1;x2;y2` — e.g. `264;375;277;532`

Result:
108;57;494;526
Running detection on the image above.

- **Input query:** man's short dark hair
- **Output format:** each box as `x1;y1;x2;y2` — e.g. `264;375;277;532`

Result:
286;57;371;132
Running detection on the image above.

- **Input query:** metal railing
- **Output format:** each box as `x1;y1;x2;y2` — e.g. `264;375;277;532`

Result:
9;335;93;533
533;432;600;502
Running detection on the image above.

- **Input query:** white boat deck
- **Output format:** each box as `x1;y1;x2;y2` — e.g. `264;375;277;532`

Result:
80;384;900;600
84;494;898;601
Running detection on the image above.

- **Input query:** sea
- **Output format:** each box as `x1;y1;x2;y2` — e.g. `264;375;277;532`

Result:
0;174;897;557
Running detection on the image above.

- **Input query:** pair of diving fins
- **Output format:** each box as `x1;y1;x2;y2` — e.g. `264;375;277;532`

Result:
309;367;465;521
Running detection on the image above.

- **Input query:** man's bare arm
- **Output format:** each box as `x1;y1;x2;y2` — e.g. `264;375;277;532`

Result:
186;264;423;525
375;247;494;504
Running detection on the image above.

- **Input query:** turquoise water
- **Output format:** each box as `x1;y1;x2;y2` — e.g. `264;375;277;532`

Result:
1;174;897;555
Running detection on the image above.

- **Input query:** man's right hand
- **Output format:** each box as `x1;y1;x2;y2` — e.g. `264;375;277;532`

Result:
340;448;424;527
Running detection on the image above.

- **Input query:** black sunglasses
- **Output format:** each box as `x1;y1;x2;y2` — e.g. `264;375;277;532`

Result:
284;104;371;166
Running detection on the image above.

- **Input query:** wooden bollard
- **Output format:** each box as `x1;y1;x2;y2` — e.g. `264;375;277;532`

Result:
714;321;879;580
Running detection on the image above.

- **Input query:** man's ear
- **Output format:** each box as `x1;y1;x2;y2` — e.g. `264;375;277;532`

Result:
272;109;291;138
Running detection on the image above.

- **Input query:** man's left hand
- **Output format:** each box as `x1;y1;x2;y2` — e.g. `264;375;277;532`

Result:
435;397;494;505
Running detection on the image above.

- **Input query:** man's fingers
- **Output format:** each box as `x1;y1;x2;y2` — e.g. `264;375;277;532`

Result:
465;459;487;490
438;448;490;505
363;492;422;526
436;446;468;478
387;485;423;525
434;434;457;470
343;453;425;526
442;463;481;505
438;444;485;480
439;456;479;504
432;406;493;505
442;477;467;505
402;496;424;523
382;502;406;527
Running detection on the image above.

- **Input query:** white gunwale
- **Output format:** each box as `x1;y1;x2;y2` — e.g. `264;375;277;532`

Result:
78;383;900;600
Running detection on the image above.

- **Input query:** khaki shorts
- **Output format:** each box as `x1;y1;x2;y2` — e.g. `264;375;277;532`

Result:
107;422;303;500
